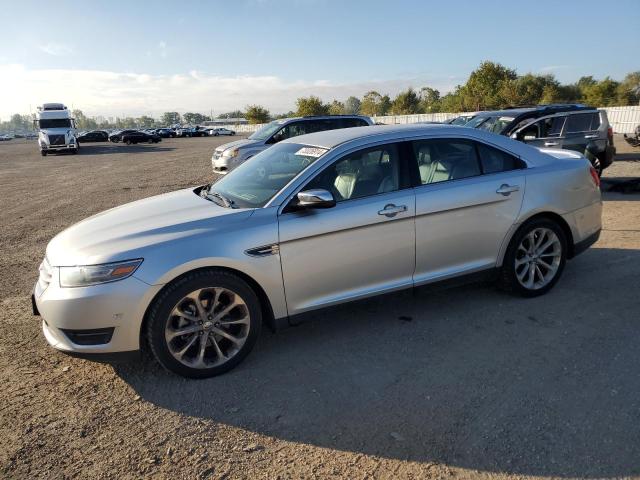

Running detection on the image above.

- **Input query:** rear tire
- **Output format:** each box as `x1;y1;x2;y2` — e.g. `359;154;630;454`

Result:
499;217;567;297
146;269;262;378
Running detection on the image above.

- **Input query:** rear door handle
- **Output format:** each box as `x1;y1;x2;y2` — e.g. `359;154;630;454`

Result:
496;184;520;196
584;134;599;139
378;204;407;217
544;141;559;147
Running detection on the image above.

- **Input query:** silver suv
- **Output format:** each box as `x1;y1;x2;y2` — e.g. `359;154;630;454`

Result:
211;115;373;174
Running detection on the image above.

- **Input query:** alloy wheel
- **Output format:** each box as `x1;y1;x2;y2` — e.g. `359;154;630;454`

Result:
515;227;562;290
164;287;250;369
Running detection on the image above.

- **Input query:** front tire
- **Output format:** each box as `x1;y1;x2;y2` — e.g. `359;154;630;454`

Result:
40;150;47;156
499;218;567;297
146;269;262;378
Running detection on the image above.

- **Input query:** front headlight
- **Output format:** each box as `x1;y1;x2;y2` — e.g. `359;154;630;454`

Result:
224;147;239;158
59;259;143;287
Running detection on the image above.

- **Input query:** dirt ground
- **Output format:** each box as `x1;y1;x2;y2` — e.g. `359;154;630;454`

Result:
0;134;639;480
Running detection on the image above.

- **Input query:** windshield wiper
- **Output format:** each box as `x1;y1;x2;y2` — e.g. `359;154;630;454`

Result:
206;189;235;208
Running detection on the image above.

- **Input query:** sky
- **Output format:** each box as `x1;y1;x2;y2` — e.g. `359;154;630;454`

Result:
1;0;638;119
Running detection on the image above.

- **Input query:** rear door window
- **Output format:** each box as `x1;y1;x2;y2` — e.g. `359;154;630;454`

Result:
412;139;482;185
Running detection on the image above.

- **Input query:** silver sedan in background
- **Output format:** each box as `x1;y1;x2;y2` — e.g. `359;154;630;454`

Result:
34;125;602;378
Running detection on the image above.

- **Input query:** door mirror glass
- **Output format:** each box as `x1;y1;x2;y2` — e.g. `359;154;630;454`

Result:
296;189;336;209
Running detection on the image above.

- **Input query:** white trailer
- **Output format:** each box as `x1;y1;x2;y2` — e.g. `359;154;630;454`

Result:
35;103;78;156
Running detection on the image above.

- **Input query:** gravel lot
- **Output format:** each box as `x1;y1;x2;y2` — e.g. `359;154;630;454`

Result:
1;135;639;479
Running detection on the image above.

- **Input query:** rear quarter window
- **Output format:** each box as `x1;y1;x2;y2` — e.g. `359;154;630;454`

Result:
564;113;600;133
476;143;526;174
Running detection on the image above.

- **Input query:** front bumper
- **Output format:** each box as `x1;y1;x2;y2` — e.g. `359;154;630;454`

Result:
41;144;76;152
33;272;162;355
212;155;231;174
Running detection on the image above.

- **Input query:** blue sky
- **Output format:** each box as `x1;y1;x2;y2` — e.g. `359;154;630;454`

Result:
1;0;638;118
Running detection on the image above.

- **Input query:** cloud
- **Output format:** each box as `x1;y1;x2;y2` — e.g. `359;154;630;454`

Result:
538;65;571;73
0;64;458;119
38;43;73;56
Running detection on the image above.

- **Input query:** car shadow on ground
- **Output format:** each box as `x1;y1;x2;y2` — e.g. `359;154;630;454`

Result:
76;144;175;155
115;246;640;478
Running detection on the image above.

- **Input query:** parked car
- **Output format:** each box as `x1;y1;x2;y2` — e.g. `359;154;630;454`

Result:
463;104;615;175
77;130;109;143
209;127;236;136
0;134;12;141
33;124;602;378
109;130;139;143
211;115;373;174
121;131;161;144
156;128;177;138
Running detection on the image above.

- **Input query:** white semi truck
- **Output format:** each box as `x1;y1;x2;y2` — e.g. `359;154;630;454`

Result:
35;103;78;156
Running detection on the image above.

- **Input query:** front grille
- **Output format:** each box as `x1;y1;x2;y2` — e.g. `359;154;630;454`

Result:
37;257;53;292
61;327;115;345
49;134;65;145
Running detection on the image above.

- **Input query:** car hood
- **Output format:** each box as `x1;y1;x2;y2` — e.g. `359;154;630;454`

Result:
46;188;253;266
215;138;259;152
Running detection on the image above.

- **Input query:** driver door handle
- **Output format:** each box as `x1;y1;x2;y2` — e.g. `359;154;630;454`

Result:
378;204;407;217
544;141;559;147
496;184;520;196
584;134;599;139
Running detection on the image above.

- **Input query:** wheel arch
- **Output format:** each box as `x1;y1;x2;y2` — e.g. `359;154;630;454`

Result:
499;211;576;267
139;266;277;350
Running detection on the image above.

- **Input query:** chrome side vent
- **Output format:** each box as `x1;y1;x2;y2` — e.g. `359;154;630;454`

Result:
245;244;280;257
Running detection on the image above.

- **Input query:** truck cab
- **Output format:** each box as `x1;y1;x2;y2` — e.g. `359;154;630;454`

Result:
35;103;78;156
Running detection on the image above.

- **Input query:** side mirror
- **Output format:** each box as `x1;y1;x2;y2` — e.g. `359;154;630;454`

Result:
296;189;336;209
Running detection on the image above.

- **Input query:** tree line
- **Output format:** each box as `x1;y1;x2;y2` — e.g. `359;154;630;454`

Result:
2;61;639;131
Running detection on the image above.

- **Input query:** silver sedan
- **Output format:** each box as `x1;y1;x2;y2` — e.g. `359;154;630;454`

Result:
34;124;602;378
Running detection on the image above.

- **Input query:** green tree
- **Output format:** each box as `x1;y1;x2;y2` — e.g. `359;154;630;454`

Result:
463;61;517;110
344;96;361;115
183;112;209;124
582;77;620;106
419;87;441;112
617;71;640;105
360;91;392;116
391;88;421;114
161;112;181;126
217;110;244;119
328;100;345;115
72;110;97;130
137;115;156;128
295;96;329;116
244;105;270;124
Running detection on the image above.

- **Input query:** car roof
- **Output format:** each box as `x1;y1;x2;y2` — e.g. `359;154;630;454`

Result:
280;123;536;155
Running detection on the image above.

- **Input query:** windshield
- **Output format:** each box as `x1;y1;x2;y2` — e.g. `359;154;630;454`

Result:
464;116;490;129
209;142;329;208
39;118;71;129
451;116;474;126
476;116;515;134
248;120;287;141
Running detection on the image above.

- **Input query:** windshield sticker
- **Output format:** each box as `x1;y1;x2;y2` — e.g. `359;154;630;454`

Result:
295;147;328;158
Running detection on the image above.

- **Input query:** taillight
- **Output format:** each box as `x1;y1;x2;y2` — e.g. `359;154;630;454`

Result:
607;126;614;143
589;166;600;188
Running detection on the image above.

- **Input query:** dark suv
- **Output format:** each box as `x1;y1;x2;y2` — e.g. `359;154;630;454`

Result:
463;105;615;175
